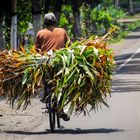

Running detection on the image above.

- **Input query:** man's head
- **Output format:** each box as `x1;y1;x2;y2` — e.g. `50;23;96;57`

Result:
44;13;56;26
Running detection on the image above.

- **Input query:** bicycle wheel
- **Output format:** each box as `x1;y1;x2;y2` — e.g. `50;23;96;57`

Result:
48;102;56;132
56;112;60;128
53;97;61;129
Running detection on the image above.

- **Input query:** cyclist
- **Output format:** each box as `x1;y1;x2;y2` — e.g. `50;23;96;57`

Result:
35;12;71;54
35;12;71;121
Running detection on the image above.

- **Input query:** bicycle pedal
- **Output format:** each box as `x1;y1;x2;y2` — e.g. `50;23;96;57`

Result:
41;107;46;109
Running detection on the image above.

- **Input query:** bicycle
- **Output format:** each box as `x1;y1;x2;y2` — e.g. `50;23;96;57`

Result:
42;68;70;132
43;83;61;132
43;84;70;132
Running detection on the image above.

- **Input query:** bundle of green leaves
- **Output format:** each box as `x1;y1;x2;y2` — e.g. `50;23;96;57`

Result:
0;33;116;115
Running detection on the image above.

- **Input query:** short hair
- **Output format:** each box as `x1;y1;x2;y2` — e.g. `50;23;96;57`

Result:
44;13;56;26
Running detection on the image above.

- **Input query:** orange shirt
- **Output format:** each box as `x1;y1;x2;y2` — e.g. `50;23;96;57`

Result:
35;27;70;53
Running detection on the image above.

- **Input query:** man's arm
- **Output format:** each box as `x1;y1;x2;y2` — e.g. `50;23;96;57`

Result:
65;31;72;47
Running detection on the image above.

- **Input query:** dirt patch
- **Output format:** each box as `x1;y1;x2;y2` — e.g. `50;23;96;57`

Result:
0;97;48;140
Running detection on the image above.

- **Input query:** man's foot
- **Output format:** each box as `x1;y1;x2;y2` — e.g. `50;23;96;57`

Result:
59;112;70;121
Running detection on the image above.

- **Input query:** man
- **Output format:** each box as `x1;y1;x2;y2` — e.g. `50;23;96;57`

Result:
35;13;71;54
35;13;71;121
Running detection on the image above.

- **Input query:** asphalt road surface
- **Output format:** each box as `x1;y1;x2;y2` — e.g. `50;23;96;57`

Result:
1;28;140;140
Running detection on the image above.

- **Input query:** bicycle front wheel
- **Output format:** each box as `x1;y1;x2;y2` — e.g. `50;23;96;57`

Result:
56;113;60;128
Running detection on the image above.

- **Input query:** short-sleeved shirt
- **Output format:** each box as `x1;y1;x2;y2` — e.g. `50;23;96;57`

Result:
35;27;70;53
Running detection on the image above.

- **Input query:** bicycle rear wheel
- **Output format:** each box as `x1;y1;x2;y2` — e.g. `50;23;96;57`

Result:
48;102;56;132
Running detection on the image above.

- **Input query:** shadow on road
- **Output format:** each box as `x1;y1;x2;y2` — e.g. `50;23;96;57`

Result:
49;128;125;134
125;35;140;39
112;79;140;93
115;52;140;60
4;128;124;135
115;52;140;74
112;51;140;93
124;27;140;40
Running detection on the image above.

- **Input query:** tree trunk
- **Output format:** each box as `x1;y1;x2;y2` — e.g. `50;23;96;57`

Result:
128;0;134;14
0;11;4;50
73;10;81;38
44;0;50;13
10;0;17;49
54;0;62;25
72;0;81;38
32;0;42;40
32;14;42;39
11;15;17;49
114;0;120;8
45;0;62;26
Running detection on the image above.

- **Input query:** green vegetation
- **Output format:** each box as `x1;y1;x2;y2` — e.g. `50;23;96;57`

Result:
110;17;140;43
0;32;116;115
1;0;140;49
59;5;74;38
58;2;140;43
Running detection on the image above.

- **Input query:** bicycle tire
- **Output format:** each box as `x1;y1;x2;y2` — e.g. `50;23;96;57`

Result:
56;113;60;128
49;102;56;132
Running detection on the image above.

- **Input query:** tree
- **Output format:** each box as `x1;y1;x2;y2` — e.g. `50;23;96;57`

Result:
128;0;134;14
17;0;32;34
54;0;63;24
44;0;63;25
31;0;43;40
10;0;17;49
71;0;81;38
114;0;120;8
0;0;10;50
44;0;82;38
44;0;50;13
0;8;4;50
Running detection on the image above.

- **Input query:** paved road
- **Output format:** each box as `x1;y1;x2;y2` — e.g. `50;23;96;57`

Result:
20;28;140;140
